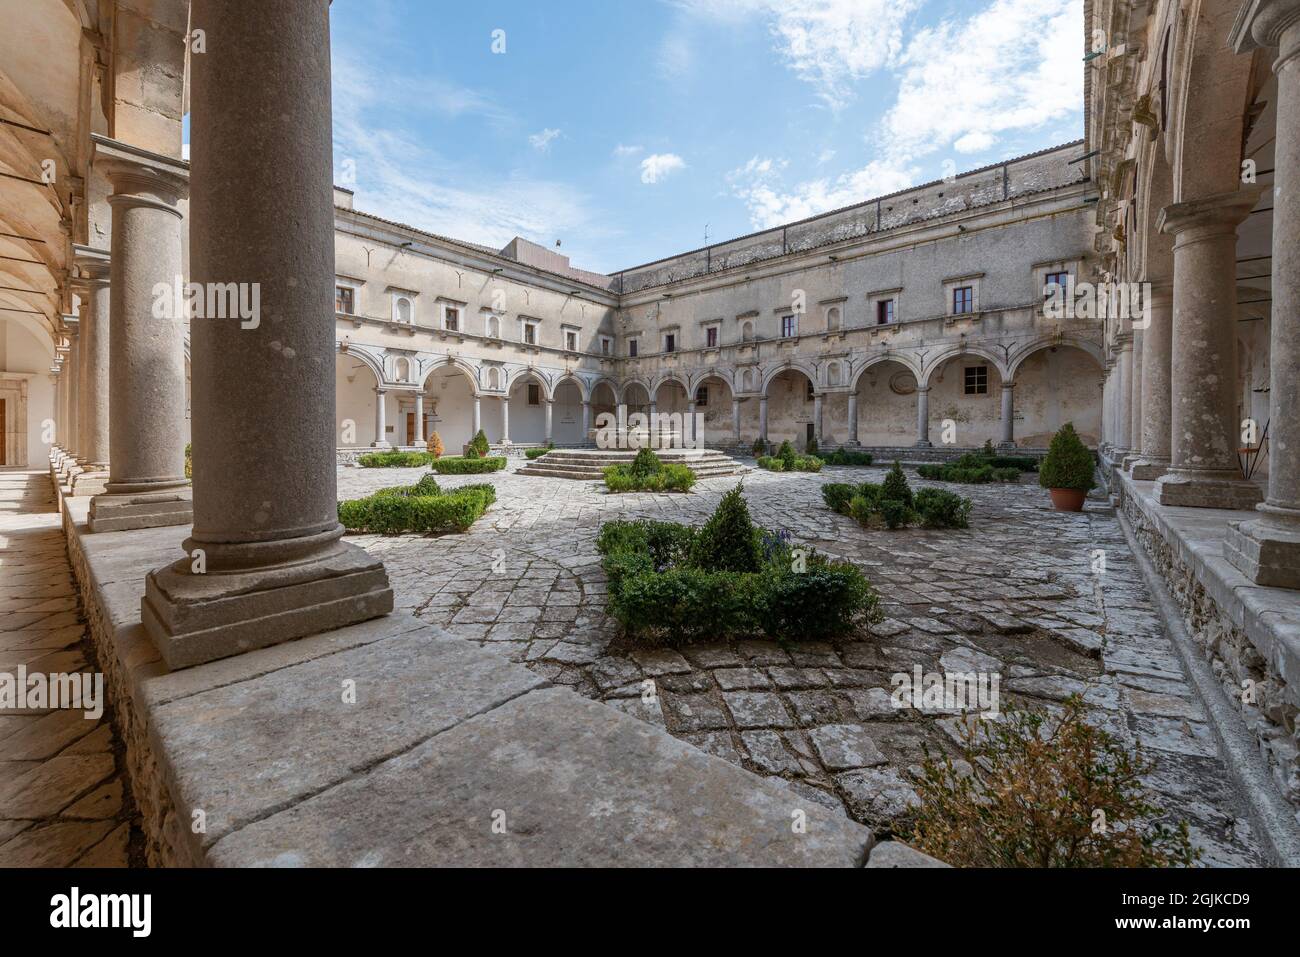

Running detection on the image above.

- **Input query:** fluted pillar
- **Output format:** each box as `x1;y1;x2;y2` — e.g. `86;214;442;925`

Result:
999;382;1015;447
1154;189;1264;510
71;247;111;495
86;138;191;532
142;0;393;669
372;389;387;447
1131;282;1173;479
1228;1;1300;585
915;386;931;448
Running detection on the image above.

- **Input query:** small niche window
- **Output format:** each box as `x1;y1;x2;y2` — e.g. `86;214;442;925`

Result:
486;315;501;338
336;285;355;315
393;296;412;324
964;365;989;396
826;306;841;331
952;286;974;315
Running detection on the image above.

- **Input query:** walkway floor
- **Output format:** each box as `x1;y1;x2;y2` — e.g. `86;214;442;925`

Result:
341;459;1269;867
0;469;138;867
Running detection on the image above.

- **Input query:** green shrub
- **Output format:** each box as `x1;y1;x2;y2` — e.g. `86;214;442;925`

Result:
989;455;1038;472
823;449;874;467
525;443;555;460
756;452;822;472
879;498;910;530
603;448;695;493
690;485;764;573
805;437;820;458
598;487;879;645
338;480;496;535
822;483;857;514
915;488;973;529
185;443;192;479
751;438;769;458
630;447;662;477
427;456;507;475
881;460;914;509
469;430;491;458
917;458;1020;485
756;456;785;472
908;696;1197;868
357;451;432;469
795;456;823;473
777;440;798;470
1039;423;1097;492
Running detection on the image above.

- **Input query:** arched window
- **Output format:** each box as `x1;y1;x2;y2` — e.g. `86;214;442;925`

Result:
487;315;501;338
742;320;754;341
395;357;410;382
827;307;841;332
486;367;502;391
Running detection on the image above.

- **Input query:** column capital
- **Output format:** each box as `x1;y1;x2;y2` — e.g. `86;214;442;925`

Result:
92;134;189;214
71;244;111;284
1232;0;1300;66
1158;188;1264;239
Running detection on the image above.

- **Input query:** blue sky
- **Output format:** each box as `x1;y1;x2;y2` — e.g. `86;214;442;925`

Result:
328;0;1084;275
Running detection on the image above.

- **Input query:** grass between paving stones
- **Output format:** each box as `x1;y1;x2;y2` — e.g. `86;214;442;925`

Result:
339;474;497;535
598;484;879;644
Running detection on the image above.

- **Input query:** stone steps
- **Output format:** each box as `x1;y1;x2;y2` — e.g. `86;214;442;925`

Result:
518;449;747;481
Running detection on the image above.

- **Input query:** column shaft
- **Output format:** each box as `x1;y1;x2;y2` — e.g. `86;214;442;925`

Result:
916;387;931;448
1000;383;1015;446
1132;283;1173;479
847;393;858;445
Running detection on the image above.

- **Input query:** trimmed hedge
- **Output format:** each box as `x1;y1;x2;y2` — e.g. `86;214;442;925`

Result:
603;447;695;493
427;456;507;474
524;444;555;460
599;485;879;644
822;448;875;467
358;451;432;469
824;461;972;530
917;462;1021;484
757;441;823;473
339;475;497;535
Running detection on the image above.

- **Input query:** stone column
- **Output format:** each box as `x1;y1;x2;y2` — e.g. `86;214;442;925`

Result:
758;397;769;444
999;382;1015;447
1113;335;1132;458
544;399;554;444
372;389;387;447
812;394;823;445
86;138;192;532
847;393;859;446
71;246;112;495
1154;189;1264;510
732;398;741;444
414;394;425;447
473;396;482;437
582;400;592;445
57;332;79;475
916;386;931;448
500;395;510;443
1124;329;1144;469
142;0;392;669
1228;1;1300;585
1131;282;1173;479
53;347;67;464
1100;365;1112;452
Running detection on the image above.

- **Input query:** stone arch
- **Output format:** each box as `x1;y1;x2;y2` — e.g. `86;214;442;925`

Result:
920;345;1008;388
763;366;818;449
735;367;761;394
1007;338;1104;381
849;353;921;393
761;360;818;394
421;356;482;396
618;378;651;406
651;372;690;398
554;372;589;403
336;347;383;448
1007;342;1105;447
424;361;480;453
507;367;552;402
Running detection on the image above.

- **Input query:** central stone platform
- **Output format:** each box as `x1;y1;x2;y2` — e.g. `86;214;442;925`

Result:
518;448;748;481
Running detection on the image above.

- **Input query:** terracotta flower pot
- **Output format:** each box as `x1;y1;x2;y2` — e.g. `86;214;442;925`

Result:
1048;488;1087;512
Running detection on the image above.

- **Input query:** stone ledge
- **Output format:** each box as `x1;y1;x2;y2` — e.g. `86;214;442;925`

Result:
51;479;873;867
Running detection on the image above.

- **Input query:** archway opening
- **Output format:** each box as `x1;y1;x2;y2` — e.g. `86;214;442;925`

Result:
925;354;1005;448
423;363;478;453
765;368;816;450
336;352;382;448
1012;345;1103;447
853;361;918;447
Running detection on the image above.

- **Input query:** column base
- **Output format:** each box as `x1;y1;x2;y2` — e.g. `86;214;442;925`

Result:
141;539;394;670
88;487;194;533
69;467;110;497
1120;453;1141;472
1224;511;1300;590
1128;458;1170;481
997;441;1017;450
1153;471;1263;510
915;441;933;449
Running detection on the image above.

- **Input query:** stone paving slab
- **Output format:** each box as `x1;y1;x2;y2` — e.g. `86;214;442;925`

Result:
209;686;871;867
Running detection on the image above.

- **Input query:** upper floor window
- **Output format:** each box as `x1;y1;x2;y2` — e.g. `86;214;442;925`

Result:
953;286;974;315
336;285;355;315
741;320;755;341
706;326;719;348
664;333;677;353
564;329;579;352
781;315;797;338
600;336;612;356
876;299;895;325
628;338;639;358
1044;271;1070;290
964;365;989;396
522;321;538;346
443;306;460;332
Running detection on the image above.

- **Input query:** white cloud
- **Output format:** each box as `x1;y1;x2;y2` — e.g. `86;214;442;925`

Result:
724;0;1083;228
529;128;562;152
641;153;687;184
613;143;645;157
816;149;836;166
671;0;920;108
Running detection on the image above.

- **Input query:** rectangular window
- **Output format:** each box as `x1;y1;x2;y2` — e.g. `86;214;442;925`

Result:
523;323;537;345
695;386;709;407
444;307;460;332
706;326;718;348
664;333;676;353
1044;271;1070;289
781;315;797;338
953;287;974;315
876;299;895;325
600;337;611;356
628;339;638;358
964;365;989;396
527;384;541;406
565;330;579;352
336;286;354;315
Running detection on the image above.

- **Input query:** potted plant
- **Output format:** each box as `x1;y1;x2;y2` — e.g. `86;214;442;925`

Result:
1039;423;1096;512
425;431;445;459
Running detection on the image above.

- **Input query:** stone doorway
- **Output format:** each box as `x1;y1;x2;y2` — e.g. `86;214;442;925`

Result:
0;378;28;467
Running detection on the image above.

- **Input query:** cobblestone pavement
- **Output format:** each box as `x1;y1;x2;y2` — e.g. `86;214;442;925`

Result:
350;459;1265;866
0;470;139;867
